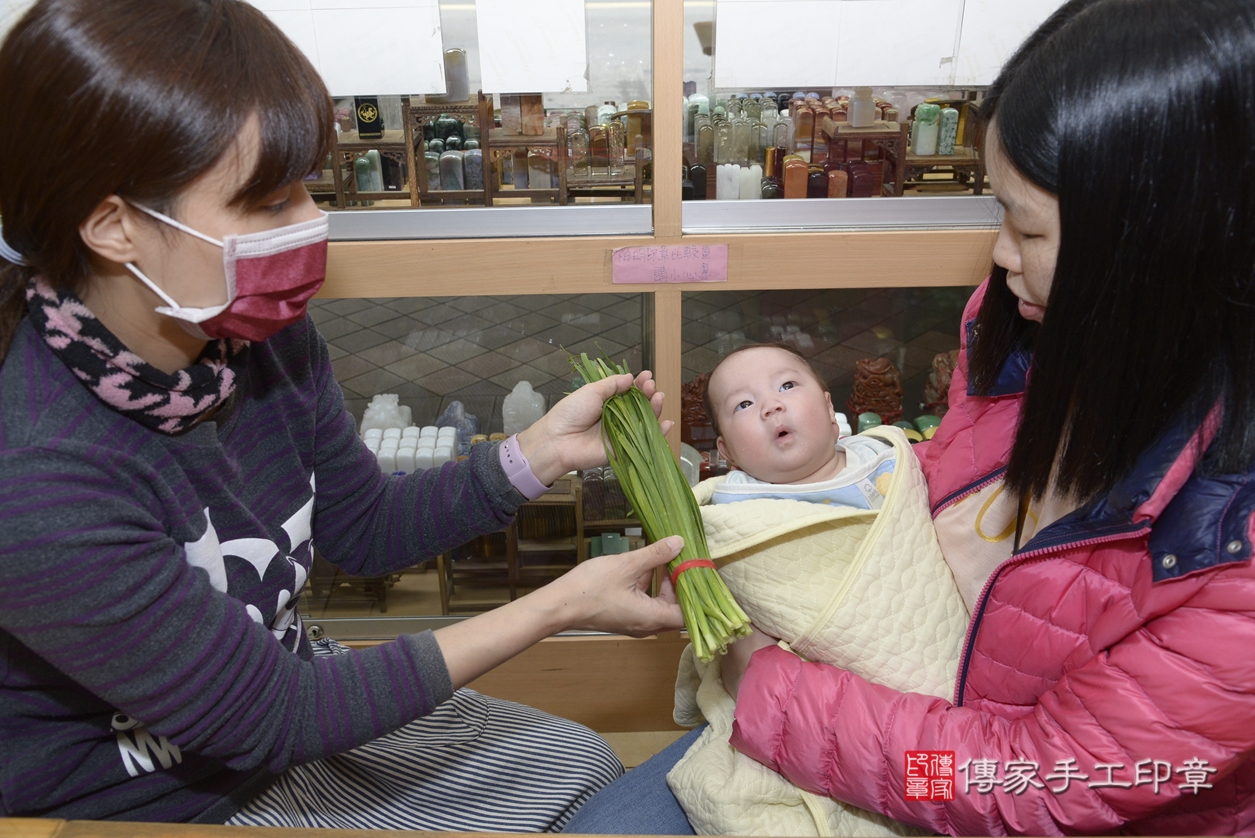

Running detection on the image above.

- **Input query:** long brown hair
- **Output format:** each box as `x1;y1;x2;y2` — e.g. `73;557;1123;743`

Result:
0;0;334;362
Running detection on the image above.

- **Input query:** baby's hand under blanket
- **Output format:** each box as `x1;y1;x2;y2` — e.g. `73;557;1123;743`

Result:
722;624;781;700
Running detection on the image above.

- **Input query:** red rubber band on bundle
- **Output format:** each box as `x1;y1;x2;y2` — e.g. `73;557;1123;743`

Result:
670;559;716;588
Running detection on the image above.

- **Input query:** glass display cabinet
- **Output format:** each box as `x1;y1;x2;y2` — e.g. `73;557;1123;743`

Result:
289;0;1078;635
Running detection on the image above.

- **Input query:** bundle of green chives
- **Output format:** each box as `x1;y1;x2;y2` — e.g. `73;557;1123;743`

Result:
572;353;751;661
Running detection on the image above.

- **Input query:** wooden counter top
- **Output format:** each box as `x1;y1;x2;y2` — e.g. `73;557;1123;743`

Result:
0;821;687;838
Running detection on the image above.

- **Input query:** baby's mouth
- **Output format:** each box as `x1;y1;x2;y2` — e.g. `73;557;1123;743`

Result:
774;426;792;440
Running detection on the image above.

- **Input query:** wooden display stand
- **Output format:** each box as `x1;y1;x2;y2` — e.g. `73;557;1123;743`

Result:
330;128;409;208
900;100;986;195
821;117;910;196
329;94;648;209
484;126;569;206
435;533;508;615
437;475;582;614
567;147;649;204
403;93;490;207
903;145;985;194
481;92;567;206
507;473;583;588
435;474;646;614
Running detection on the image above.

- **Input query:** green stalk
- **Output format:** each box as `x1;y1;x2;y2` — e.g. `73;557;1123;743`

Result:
572;352;750;661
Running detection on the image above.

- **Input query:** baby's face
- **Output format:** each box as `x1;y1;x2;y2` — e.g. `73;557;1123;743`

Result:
709;347;842;485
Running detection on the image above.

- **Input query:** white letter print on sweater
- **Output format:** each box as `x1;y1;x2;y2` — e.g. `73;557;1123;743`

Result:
182;473;315;653
112;712;183;777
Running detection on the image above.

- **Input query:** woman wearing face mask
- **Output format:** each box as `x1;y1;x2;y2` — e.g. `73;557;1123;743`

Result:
0;0;684;828
563;0;1255;835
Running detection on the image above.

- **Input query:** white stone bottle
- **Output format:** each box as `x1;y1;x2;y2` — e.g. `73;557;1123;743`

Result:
849;87;876;128
503;381;546;437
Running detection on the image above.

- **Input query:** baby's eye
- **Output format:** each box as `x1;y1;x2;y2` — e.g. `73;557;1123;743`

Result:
779;380;797;391
733;399;753;412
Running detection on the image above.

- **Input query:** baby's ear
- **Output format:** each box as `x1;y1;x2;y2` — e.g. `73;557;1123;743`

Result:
716;436;736;469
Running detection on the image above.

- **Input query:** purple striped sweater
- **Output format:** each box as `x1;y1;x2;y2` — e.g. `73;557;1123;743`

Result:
0;315;524;822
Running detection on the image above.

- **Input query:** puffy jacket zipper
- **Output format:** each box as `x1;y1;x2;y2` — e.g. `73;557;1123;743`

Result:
952;523;1150;706
931;467;1008;517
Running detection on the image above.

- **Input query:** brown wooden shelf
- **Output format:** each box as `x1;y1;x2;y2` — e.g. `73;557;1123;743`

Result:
515;537;578;552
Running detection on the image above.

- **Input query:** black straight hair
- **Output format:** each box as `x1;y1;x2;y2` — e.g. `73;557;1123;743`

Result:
0;0;334;362
969;0;1255;502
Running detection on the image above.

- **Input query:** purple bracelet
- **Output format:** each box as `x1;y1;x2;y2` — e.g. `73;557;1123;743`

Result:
499;434;551;501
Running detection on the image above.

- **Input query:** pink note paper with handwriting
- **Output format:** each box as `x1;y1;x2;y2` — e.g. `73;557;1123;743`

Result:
611;244;729;284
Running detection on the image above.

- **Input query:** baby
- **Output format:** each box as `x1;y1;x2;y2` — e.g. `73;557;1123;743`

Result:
669;342;967;837
702;343;896;510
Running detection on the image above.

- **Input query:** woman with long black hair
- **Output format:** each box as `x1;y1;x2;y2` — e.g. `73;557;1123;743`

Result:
569;0;1255;833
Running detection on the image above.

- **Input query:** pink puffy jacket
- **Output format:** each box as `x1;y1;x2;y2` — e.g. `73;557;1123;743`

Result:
729;282;1255;835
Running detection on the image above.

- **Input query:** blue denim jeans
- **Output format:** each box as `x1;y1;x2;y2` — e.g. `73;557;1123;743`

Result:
562;725;706;835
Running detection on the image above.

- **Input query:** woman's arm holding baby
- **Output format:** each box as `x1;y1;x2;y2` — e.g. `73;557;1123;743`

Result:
727;590;1255;838
721;625;779;700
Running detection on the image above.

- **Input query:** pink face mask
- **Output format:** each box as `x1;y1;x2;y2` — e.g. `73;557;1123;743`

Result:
125;204;329;342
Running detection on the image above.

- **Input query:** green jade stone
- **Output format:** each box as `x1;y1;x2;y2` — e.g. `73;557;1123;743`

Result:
353;157;374;205
424;151;441;191
914;414;942;433
463;148;484;190
364;149;383;191
434;113;462;141
858;412;883;432
938;107;959;155
439;150;465;190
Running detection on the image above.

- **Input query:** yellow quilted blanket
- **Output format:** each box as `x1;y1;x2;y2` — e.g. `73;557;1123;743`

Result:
666;426;969;836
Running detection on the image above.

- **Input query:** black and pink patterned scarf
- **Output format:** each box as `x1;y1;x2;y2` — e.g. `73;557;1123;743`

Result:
26;277;249;434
